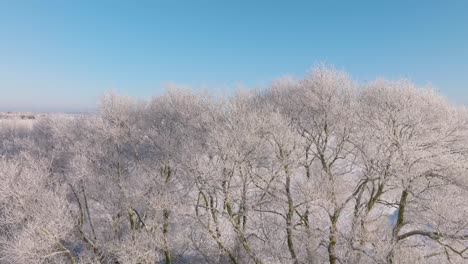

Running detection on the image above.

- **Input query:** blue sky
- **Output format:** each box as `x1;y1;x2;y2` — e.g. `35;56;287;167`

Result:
1;0;467;112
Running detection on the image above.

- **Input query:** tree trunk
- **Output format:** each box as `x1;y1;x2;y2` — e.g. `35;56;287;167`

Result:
328;211;339;264
285;171;300;264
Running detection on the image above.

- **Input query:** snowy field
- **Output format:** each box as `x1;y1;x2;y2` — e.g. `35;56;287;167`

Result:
0;118;36;130
0;113;41;132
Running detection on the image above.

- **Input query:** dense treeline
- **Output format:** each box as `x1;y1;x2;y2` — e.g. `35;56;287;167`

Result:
1;67;468;264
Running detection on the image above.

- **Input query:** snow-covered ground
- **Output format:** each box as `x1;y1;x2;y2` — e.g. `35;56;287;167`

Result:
0;119;35;130
0;112;45;131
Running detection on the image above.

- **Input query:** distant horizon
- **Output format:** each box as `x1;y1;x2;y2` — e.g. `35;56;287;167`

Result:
0;104;97;113
1;72;466;113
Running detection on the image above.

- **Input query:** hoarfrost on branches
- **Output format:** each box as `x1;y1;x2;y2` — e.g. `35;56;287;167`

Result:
1;66;468;263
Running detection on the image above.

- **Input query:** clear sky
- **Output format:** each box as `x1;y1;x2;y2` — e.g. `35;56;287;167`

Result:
1;0;467;112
